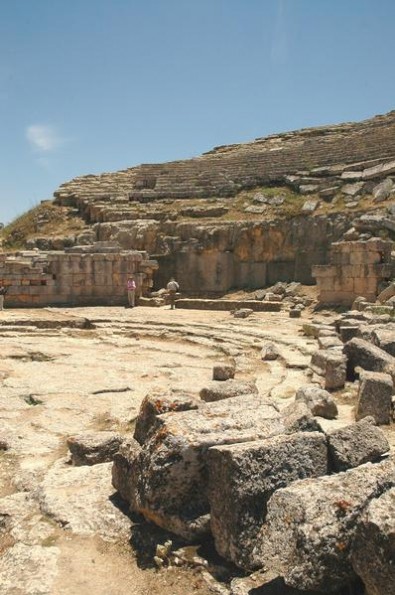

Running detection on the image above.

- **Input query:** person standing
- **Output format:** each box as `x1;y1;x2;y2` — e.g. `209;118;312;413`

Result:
166;277;179;310
126;276;136;308
0;284;8;311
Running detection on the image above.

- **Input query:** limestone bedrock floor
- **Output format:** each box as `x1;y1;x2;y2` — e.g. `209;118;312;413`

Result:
0;306;391;595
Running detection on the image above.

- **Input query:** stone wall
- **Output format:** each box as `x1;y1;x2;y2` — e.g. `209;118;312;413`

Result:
94;214;350;294
0;244;157;307
312;239;393;305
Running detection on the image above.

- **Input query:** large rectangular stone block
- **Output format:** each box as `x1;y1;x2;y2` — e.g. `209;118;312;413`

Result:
208;432;328;569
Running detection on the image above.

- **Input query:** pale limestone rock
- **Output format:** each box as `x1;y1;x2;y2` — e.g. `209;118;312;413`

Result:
0;543;59;595
37;460;131;541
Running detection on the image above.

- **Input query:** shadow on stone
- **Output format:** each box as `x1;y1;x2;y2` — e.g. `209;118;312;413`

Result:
249;577;364;594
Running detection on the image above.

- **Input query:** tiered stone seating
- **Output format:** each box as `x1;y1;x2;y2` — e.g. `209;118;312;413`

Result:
53;111;395;223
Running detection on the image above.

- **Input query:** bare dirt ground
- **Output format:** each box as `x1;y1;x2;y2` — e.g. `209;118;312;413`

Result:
0;305;392;594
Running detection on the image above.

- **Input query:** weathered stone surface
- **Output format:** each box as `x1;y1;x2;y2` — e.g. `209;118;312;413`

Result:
310;349;347;390
260;342;280;361
281;401;323;434
0;246;157;308
254;459;395;592
213;362;236;381
372;177;393;202
295;385;338;419
208;432;328;569
317;335;343;350
344;337;395;380
302;322;335;338
113;394;283;540
111;438;142;503
0;492;54;546
377;281;395;304
355;370;394;425
67;431;123;465
372;327;395;356
233;308;254;318
342;182;364;196
133;392;201;444
38;460;132;540
351;487;395;595
0;543;59;595
328;417;390;471
200;379;257;402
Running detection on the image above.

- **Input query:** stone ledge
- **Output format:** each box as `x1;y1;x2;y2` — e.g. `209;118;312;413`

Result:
174;299;282;311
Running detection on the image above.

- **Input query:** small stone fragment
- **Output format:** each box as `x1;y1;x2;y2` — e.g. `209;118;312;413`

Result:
295;385;338;419
260;342;280;361
213;362;236;381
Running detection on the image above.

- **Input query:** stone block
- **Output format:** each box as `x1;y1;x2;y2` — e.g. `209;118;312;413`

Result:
372;328;395;357
339;326;360;343
351;487;395;595
355;370;394;425
212;362;235;381
343;337;395;380
200;379;257;402
208;432;328;569
254;459;395;592
114;394;283;540
133;392;201;445
295;385;338;419
280;401;323;434
260;342;280;361
327;417;390;471
317;335;343;350
310;349;347;390
67;431;123;466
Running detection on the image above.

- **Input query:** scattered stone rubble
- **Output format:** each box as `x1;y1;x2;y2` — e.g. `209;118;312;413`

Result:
110;304;395;593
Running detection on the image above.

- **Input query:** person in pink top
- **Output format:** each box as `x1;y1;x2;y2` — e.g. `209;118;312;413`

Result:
126;276;137;308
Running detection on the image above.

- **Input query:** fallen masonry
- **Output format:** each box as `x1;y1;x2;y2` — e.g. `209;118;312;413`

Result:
108;301;395;593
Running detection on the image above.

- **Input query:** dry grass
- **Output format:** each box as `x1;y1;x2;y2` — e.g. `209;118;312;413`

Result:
1;202;86;250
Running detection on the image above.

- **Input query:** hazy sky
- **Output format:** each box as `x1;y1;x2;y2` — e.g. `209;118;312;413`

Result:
1;0;395;223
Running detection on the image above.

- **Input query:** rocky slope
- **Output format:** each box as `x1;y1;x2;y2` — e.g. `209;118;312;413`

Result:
3;111;395;293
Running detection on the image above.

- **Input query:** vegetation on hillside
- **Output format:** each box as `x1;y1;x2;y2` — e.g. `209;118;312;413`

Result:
1;202;86;250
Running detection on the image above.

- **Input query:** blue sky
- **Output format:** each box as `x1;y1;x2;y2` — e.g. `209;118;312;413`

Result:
1;0;395;224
